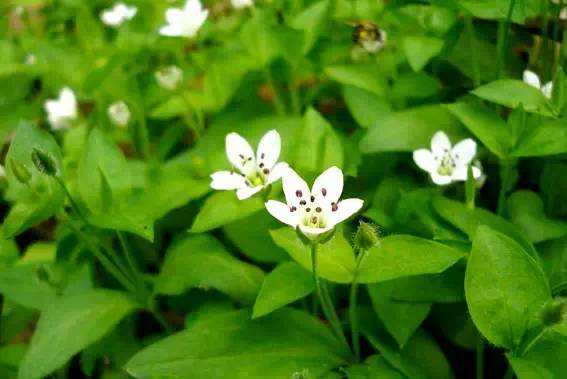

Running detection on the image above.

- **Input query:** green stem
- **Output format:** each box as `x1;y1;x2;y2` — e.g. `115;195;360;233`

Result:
310;244;351;355
542;0;550;82
68;222;137;294
497;159;516;216
551;3;561;75
55;176;89;226
264;67;287;115
495;0;517;79
289;79;301;115
149;307;174;333
117;231;140;282
465;14;481;87
476;335;484;379
503;366;514;379
349;248;367;363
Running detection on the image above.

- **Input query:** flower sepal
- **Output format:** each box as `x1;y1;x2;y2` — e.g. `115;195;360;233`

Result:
295;225;336;246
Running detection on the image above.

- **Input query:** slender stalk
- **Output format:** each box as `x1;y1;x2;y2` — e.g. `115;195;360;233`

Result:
541;0;550;81
150;307;174;333
497;159;516;216
289;79;301;115
117;231;140;282
67;222;137;294
264;67;287;115
551;3;562;75
495;0;517;79
465;14;481;87
476;334;484;379
310;244;351;354
349;248;367;362
55;176;89;226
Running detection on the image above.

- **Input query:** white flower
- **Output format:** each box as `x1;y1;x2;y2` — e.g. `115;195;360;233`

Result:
232;0;254;9
44;87;78;131
0;164;5;178
155;66;183;90
210;130;288;200
413;131;482;186
265;166;364;240
107;101;131;127
159;0;208;38
24;54;36;65
523;69;553;99
100;3;137;27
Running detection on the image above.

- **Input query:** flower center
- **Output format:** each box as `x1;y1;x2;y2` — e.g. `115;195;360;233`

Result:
436;151;456;176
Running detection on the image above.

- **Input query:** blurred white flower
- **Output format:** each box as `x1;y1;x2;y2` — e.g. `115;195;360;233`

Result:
413;131;481;186
44;87;78;131
0;164;5;178
155;66;183;90
232;0;254;9
523;69;553;99
265;166;364;240
210;130;288;200
100;2;137;27
160;0;208;38
107;101;131;127
24;54;36;65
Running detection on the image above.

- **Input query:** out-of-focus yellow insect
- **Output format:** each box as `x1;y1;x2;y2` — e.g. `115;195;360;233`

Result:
352;21;387;53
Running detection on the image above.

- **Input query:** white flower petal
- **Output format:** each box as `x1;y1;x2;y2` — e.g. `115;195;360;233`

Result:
298;224;334;240
266;162;288;185
281;167;311;207
541;81;553;99
225;132;255;173
210;171;246;190
451;138;477;167
160;24;182;37
256;130;281;170
451;165;482;181
311;166;343;204
265;200;299;227
185;0;204;13
413;149;436;173
327;198;363;226
430;172;452;186
523;70;541;89
236;186;263;200
431;131;451;156
165;8;184;25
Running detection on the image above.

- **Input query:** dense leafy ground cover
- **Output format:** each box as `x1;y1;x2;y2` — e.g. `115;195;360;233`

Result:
1;0;567;378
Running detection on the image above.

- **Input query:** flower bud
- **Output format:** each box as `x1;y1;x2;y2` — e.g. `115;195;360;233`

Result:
107;101;131;127
354;221;379;251
155;66;183;91
9;158;32;184
540;297;567;327
31;147;57;176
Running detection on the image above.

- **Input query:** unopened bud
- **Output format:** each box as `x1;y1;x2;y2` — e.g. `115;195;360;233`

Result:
540;297;567;327
31;147;57;176
9;158;31;184
107;101;131;127
354;221;379;251
155;65;183;91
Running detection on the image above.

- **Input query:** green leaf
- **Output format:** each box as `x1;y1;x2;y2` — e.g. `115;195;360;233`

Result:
3;123;64;238
325;64;387;96
291;108;344;182
291;0;330;53
403;35;444;72
125;308;349;379
471;80;554;116
222;211;289;263
0;243;57;310
155;234;264;305
512;118;567;157
344;355;405;379
507;191;567;244
433;196;538;260
191;191;264;233
78;129;153;240
465;226;551;350
507;330;567;379
539;236;567;294
390;263;466;304
342;85;392;128
18;290;138;379
447;102;512;157
270;227;356;284
367;281;431;347
359;105;466;153
432;303;479;351
357;235;465;284
252;262;314;318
